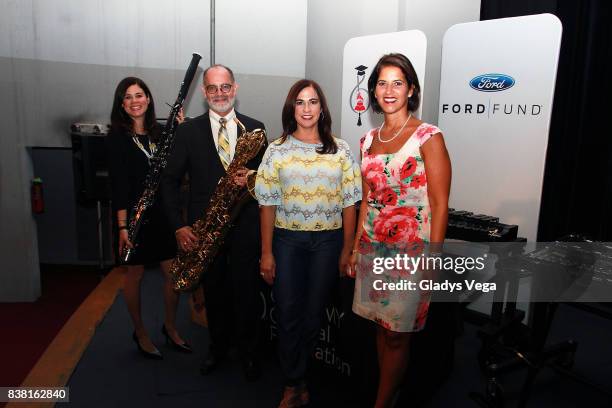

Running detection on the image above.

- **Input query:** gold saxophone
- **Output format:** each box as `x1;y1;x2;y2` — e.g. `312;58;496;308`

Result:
171;119;266;292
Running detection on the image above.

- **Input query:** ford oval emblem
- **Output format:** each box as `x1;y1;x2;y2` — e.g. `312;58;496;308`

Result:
469;74;515;92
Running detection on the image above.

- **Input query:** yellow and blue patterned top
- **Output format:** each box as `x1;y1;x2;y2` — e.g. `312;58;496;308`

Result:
255;135;362;231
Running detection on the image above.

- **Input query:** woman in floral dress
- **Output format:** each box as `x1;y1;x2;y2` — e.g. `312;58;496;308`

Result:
348;53;451;408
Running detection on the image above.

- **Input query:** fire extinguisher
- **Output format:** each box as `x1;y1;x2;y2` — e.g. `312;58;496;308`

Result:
31;177;44;214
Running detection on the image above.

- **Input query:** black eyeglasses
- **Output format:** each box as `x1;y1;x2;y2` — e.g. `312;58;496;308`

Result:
205;83;233;94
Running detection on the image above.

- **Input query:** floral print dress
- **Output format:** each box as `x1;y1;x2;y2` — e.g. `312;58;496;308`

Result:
352;123;441;332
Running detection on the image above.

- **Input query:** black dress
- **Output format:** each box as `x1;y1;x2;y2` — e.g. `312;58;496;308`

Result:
107;127;177;265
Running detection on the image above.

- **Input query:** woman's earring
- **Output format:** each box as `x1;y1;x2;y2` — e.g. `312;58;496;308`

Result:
319;111;325;121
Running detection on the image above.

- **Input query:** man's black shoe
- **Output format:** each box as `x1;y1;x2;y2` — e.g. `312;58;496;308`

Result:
199;353;220;375
242;357;261;381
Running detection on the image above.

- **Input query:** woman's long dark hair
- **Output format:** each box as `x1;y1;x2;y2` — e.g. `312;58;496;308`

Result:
110;77;160;141
280;79;337;154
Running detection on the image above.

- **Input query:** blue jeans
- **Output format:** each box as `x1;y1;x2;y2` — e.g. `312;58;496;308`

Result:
272;227;343;385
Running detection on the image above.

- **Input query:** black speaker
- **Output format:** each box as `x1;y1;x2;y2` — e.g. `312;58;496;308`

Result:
71;132;111;204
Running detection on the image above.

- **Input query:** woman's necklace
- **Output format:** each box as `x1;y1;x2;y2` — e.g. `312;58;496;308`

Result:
377;113;412;143
132;133;157;163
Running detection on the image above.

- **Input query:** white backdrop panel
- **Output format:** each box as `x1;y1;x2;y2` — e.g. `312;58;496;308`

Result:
438;14;562;241
340;30;427;159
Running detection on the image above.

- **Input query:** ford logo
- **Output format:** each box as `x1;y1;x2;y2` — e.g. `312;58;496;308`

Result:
469;74;515;92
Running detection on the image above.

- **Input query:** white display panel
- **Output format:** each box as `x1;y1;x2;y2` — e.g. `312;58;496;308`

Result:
341;30;427;159
438;14;562;241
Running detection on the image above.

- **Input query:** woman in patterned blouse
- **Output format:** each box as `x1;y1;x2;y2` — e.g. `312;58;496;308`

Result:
255;79;362;408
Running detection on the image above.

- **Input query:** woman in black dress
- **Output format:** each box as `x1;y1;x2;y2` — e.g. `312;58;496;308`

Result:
107;77;191;358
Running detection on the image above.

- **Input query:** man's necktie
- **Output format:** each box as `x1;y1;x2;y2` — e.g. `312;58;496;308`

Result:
217;117;230;170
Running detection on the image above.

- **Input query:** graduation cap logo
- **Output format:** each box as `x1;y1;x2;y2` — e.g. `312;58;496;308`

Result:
350;64;370;126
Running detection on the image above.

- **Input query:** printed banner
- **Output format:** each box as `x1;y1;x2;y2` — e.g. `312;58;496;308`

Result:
341;30;427;159
438;14;563;241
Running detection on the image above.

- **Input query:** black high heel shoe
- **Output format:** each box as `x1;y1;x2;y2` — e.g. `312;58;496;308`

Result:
132;332;163;360
161;325;193;353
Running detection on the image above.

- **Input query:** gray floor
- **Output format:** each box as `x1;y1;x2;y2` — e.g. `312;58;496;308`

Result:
62;267;288;408
62;267;612;407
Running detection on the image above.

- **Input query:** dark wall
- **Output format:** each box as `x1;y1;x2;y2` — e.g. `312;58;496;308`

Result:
30;147;113;266
481;0;612;240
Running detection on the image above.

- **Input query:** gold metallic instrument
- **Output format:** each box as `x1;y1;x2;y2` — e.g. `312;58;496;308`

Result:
171;119;266;291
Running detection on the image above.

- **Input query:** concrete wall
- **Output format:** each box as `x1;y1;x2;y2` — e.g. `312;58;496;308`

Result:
215;0;308;138
306;0;399;137
0;0;306;301
400;0;482;125
216;0;307;78
0;64;40;302
1;0;478;301
306;0;480;136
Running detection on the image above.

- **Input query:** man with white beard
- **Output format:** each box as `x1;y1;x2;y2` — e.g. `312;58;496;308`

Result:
161;64;266;381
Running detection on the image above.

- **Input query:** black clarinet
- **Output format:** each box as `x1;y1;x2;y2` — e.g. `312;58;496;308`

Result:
123;52;202;263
